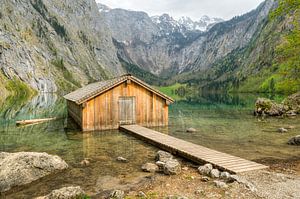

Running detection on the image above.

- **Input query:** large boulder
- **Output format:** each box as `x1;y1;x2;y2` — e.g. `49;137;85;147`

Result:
255;92;300;117
155;150;173;163
255;98;287;116
0;152;68;192
35;186;85;199
163;159;181;175
283;92;300;113
288;135;300;145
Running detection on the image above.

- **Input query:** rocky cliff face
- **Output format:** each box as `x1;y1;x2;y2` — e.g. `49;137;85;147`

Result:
99;0;274;76
0;0;123;93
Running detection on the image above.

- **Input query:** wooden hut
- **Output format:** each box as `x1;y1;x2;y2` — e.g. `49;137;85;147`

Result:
64;74;174;131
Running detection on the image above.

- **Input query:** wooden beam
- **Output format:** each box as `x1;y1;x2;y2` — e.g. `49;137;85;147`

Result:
16;118;57;126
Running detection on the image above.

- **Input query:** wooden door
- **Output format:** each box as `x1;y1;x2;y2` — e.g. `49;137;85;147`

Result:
118;97;136;125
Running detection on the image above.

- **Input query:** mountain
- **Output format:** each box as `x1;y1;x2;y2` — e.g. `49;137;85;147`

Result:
150;14;223;33
0;0;123;98
177;15;223;32
183;0;300;94
99;1;275;77
1;0;297;101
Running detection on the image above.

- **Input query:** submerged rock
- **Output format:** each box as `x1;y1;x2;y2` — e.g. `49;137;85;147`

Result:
288;135;300;145
163;159;181;175
35;186;85;199
186;128;197;133
278;128;288;133
198;163;213;176
80;158;91;166
141;163;159;173
0;152;68;193
156;150;173;162
116;157;128;163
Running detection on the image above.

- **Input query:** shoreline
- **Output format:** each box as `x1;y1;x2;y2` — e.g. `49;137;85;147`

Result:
124;158;300;199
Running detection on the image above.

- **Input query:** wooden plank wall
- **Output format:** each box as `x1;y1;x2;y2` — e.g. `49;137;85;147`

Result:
81;81;168;131
67;101;82;128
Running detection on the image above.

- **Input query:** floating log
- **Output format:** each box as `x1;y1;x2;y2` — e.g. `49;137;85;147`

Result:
16;117;57;126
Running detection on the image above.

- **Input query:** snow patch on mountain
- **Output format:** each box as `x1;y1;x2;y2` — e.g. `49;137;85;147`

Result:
97;3;111;13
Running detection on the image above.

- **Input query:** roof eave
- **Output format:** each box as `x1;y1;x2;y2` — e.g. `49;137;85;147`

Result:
64;74;175;105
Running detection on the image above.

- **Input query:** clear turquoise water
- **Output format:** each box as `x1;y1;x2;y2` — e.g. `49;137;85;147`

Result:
0;92;299;198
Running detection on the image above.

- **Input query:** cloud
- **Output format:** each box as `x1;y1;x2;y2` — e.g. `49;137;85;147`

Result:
96;0;265;20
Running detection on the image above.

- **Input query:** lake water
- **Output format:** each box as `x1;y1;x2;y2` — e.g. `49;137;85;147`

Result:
0;92;299;198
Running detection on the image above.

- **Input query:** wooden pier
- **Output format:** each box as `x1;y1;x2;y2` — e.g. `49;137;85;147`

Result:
120;125;268;174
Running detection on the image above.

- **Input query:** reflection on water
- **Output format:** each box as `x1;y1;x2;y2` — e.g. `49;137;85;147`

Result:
154;92;300;161
0;92;299;198
0;94;156;198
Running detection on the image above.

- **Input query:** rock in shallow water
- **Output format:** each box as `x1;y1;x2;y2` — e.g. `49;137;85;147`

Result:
278;128;288;133
255;98;287;116
35;186;85;199
288;135;300;145
141;163;159;173
186;128;197;133
0;152;68;193
283;92;300;113
116;156;128;163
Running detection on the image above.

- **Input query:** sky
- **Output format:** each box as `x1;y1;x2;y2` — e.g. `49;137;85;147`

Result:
96;0;265;20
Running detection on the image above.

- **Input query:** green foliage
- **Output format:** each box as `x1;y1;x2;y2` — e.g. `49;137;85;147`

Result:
157;83;187;100
51;58;64;70
50;17;68;39
270;0;300;19
51;58;80;89
119;57;166;86
78;31;95;56
176;0;300;94
267;0;300;93
1;76;37;108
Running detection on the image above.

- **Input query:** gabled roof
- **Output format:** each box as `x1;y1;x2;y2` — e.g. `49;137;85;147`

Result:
64;74;175;105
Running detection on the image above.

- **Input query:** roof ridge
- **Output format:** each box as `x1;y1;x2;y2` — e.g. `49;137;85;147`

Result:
64;75;174;104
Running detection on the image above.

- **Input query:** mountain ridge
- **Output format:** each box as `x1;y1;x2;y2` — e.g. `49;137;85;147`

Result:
100;0;275;76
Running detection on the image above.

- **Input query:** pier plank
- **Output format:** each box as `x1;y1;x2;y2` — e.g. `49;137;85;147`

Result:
120;125;268;173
